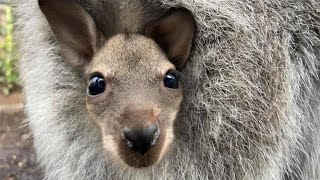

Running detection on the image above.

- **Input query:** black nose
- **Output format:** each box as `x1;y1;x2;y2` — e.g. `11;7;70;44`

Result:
122;123;159;155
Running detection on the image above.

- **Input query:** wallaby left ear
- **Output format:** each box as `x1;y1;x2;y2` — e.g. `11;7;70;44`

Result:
39;0;98;71
145;9;195;69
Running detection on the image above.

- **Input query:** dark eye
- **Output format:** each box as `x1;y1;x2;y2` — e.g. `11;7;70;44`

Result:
88;74;105;96
164;71;179;89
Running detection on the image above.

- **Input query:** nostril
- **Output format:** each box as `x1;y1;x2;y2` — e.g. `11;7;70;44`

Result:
122;123;160;154
149;123;160;145
125;139;133;149
144;123;159;144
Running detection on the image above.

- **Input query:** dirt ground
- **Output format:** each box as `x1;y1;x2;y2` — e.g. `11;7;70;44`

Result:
0;93;43;180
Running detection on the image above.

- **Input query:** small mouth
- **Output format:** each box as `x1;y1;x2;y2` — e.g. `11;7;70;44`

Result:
120;150;159;168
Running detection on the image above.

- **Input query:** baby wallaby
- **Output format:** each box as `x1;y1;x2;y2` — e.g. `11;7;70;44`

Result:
39;0;195;168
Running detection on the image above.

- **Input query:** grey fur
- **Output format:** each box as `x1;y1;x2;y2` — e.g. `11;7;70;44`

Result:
15;0;320;179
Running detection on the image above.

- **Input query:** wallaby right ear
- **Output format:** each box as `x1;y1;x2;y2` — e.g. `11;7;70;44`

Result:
39;0;97;70
145;9;195;70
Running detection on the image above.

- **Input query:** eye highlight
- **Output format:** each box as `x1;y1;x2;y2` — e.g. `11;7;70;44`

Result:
88;74;106;96
163;71;179;89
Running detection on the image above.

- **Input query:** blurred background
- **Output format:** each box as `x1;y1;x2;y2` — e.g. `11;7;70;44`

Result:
0;1;42;179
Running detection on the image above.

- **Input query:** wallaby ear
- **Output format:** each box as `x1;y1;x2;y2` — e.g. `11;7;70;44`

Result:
145;9;195;69
39;0;97;70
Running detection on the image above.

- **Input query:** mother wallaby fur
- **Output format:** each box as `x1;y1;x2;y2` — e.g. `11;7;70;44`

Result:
15;0;320;179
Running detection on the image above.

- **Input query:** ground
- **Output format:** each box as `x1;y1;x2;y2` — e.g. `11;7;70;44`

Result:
0;93;42;180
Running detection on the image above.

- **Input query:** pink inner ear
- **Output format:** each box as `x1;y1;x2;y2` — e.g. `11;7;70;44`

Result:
39;0;98;70
145;9;195;69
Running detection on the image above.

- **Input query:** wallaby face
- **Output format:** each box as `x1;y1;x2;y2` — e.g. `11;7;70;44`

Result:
86;35;183;167
39;0;195;168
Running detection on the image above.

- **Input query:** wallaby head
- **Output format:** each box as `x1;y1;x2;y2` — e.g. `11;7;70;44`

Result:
39;0;195;168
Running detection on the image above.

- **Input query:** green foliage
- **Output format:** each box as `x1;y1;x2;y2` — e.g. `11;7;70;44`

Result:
0;5;19;95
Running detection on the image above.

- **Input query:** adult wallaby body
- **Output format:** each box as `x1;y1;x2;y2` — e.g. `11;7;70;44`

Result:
15;0;320;179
